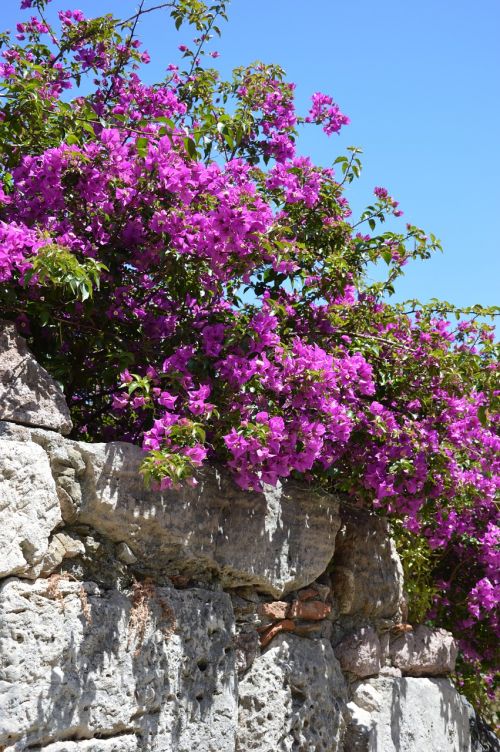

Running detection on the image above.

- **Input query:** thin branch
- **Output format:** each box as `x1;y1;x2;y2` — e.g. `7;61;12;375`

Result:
117;2;177;29
50;3;177;68
100;0;146;107
331;329;413;351
338;150;356;188
186;4;224;78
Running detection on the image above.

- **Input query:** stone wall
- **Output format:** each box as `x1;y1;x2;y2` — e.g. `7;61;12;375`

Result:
0;323;498;752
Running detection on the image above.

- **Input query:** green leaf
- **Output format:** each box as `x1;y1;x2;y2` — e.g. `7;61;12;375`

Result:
477;405;488;427
183;136;198;160
135;137;148;157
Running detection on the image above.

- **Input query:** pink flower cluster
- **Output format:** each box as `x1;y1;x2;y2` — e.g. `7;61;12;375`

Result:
306;91;350;135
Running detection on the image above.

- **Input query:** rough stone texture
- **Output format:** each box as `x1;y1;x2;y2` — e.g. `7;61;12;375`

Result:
334;627;381;678
0;578;237;751
27;739;138;752
258;601;289;621
330;506;404;620
288;599;332;620
0;440;61;579
389;625;458;677
39;532;86;576
75;441;341;596
116;542;138;565
0;420;33;441
237;634;347;751
26;427;88;524
0;422;86;525
0;322;72;434
234;630;260;676
345;676;472;752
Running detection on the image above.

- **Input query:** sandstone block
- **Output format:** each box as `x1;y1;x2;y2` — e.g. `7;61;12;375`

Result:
258;601;289;620
288;599;332;621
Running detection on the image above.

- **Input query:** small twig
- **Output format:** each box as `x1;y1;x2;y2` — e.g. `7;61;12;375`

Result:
117;2;177;29
186;3;224;78
338;150;356;188
330;328;413;352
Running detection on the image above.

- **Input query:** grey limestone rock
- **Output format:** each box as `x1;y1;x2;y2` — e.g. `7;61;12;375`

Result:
27;427;86;523
0;420;33;441
330;507;404;620
345;676;472;752
75;441;341;597
0;322;72;434
116;542;138;565
39;531;85;576
334;626;381;678
237;634;347;751
389;624;458;677
0;439;61;579
0;423;85;523
0;578;237;751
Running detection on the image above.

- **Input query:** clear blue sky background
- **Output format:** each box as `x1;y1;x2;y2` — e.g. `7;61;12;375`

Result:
3;0;499;308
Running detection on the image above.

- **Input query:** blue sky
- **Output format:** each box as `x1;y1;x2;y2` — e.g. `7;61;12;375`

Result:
3;0;500;308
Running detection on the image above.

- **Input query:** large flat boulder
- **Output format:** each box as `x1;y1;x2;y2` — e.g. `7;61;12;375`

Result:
0;578;237;751
74;441;341;597
0;322;72;434
0;424;341;596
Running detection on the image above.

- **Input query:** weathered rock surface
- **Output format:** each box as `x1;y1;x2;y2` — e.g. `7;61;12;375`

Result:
29;739;137;752
389;624;458;677
75;441;341;597
345;676;473;752
1;423;340;595
330;507;404;620
39;531;86;575
0;440;61;579
0;322;72;434
334;626;381;678
237;634;347;751
0;578;236;751
23;426;88;524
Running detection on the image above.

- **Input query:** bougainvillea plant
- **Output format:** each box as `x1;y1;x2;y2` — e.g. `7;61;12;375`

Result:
0;0;498;721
